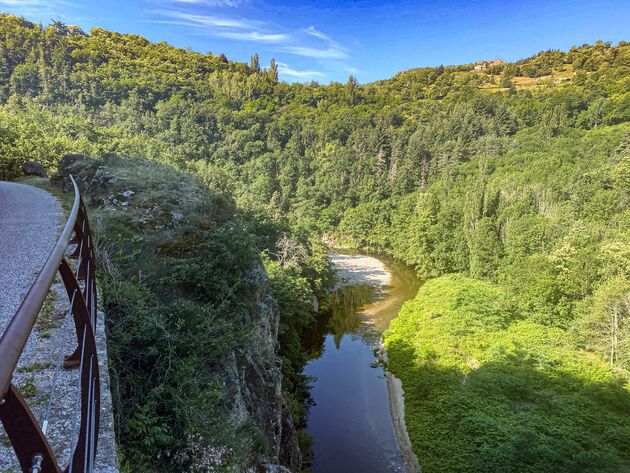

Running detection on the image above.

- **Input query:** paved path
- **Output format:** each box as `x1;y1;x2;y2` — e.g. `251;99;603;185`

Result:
0;181;61;332
0;181;118;472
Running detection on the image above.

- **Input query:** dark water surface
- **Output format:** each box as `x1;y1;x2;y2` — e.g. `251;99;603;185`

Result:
304;254;420;473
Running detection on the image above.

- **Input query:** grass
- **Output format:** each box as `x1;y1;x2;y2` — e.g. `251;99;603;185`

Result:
35;290;58;339
19;377;36;399
17;361;52;373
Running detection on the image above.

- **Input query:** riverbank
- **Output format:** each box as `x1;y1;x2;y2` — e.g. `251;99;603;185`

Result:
329;252;421;473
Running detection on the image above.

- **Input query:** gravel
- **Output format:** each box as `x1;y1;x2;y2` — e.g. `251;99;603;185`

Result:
0;181;118;472
0;182;61;331
329;252;392;290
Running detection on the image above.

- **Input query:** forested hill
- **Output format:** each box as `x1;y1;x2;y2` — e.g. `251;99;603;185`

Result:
1;12;629;473
0;14;627;215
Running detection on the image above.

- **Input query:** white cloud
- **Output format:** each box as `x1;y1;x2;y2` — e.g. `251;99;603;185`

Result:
153;10;350;61
153;10;285;42
0;0;45;5
279;45;348;59
0;0;78;19
277;62;325;79
303;25;333;43
153;10;254;28
345;66;362;75
289;26;348;59
0;0;76;8
216;30;289;42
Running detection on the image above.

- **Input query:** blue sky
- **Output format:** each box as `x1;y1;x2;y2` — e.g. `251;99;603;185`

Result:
1;0;628;83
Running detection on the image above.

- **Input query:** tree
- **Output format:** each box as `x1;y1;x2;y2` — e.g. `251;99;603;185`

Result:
577;97;609;129
0;42;9;96
273;234;308;270
249;52;260;74
574;276;630;368
345;74;358;105
500;65;515;89
268;58;278;82
469;217;502;280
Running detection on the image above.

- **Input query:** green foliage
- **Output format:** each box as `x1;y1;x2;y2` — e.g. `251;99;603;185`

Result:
573;276;630;369
263;256;313;410
384;276;630;472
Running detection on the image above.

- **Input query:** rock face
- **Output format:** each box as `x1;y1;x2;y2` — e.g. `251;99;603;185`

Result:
22;160;47;177
224;265;301;471
51;153;94;190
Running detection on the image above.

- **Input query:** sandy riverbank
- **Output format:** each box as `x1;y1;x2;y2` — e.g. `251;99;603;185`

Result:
329;252;421;473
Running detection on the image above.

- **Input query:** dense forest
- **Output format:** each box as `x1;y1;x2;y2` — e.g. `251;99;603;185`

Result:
0;12;628;472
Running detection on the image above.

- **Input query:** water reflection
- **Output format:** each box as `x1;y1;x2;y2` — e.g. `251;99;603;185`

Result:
304;284;375;356
303;254;420;473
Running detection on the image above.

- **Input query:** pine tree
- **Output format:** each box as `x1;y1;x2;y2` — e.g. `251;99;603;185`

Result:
250;52;260;74
0;42;9;84
37;45;50;100
345;74;358;105
269;58;278;82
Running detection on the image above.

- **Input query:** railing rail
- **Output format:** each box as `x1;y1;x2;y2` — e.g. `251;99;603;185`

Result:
0;176;100;473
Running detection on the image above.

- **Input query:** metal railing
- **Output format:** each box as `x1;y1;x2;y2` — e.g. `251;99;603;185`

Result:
0;176;100;473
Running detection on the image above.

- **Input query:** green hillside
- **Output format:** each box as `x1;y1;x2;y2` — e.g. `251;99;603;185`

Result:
0;13;628;472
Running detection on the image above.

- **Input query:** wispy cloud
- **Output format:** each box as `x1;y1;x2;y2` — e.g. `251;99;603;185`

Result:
0;0;78;19
0;0;76;7
290;26;348;59
153;10;255;28
345;66;362;75
0;0;48;5
152;10;288;42
153;10;350;66
303;25;334;43
216;30;288;42
277;62;325;79
278;45;348;59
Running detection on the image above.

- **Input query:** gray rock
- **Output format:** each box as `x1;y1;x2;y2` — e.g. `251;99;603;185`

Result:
170;210;184;222
51;153;96;192
265;465;292;473
22;160;47;177
120;190;134;198
223;265;301;471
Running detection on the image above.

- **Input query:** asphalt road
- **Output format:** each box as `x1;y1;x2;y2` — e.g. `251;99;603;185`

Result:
0;181;60;333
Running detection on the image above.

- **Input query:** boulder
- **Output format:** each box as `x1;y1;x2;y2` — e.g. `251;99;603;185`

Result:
22;160;47;177
170;211;184;223
51;153;96;192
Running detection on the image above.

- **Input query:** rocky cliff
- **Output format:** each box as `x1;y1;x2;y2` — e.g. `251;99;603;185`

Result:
224;265;301;472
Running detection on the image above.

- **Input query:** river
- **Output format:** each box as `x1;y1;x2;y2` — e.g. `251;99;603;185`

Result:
303;252;420;473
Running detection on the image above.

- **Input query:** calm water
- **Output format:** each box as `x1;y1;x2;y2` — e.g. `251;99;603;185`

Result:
304;254;420;473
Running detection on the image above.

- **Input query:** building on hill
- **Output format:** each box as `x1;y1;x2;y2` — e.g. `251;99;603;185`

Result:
474;58;506;70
